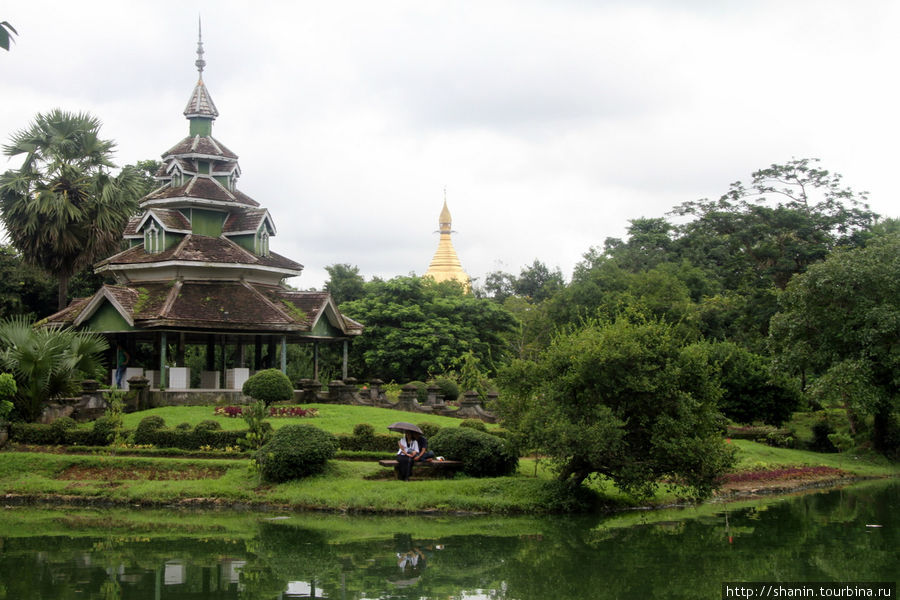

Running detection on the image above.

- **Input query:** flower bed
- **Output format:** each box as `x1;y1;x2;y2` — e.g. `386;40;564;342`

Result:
214;405;318;418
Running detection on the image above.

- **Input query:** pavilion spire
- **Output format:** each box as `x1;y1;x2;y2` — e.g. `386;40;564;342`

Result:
195;17;206;78
183;17;219;125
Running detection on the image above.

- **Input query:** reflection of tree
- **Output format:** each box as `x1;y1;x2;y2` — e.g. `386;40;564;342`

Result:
0;483;896;599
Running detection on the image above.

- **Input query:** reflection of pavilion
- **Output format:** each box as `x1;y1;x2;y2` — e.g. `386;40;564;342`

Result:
44;28;361;392
282;580;327;598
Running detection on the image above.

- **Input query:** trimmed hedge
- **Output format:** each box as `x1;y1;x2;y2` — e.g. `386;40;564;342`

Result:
10;423;109;446
257;424;338;482
430;427;519;477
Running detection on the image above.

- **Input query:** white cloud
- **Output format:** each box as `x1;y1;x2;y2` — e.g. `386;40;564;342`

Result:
1;0;896;290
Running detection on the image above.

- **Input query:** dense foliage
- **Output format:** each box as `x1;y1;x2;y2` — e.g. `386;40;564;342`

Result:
0;317;108;421
770;233;900;456
242;368;294;406
497;317;735;500
339;276;516;381
256;424;338;482
430;426;519;477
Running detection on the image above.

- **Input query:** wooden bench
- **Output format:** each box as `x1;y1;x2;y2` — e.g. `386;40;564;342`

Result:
378;458;463;478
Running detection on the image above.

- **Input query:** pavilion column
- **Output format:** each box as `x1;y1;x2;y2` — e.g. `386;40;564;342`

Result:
280;335;287;373
254;335;262;371
159;331;168;389
313;342;319;381
205;335;215;371
267;338;276;369
342;340;348;380
177;332;185;366
237;339;245;367
220;336;227;387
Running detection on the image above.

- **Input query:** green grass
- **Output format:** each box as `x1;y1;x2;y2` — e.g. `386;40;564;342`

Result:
118;403;491;434
729;439;898;476
11;404;899;515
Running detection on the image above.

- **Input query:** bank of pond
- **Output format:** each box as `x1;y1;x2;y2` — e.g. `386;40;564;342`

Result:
0;479;895;599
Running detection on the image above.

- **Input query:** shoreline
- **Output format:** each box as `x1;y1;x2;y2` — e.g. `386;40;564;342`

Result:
3;472;890;516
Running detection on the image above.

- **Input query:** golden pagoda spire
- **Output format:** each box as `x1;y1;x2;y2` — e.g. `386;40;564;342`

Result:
425;190;470;290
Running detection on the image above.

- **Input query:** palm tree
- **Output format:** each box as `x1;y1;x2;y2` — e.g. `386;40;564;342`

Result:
0;316;108;422
0;109;143;311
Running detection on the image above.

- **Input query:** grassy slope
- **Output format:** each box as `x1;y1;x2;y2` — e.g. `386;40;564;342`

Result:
6;405;897;514
117;403;493;434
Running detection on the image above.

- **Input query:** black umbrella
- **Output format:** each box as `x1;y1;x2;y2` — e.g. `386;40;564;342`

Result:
387;422;423;434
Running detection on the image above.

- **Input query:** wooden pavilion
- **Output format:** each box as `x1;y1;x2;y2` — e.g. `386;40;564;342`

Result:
43;30;362;392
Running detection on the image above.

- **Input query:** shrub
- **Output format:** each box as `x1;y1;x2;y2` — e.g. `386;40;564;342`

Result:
430;427;518;477
433;377;459;401
407;381;428;403
50;417;77;437
175;422;192;431
0;373;16;421
195;420;222;432
811;420;838;453
459;418;488;432
243;369;294;406
353;423;375;438
257;424;338;482
240;400;272;450
134;415;166;445
417;422;442;438
92;416;117;444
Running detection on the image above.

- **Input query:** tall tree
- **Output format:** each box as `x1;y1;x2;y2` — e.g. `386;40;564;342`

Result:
769;233;900;456
323;263;366;305
340;276;516;381
0;110;143;310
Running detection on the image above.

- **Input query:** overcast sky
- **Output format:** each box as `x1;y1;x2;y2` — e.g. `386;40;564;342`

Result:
2;1;897;291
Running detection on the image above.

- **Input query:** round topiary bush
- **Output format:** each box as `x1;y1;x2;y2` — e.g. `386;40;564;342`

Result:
194;419;222;432
134;415;166;444
430;427;518;477
243;368;294;406
459;418;488;432
257;424;338;483
433;377;459;401
175;422;193;431
352;423;375;438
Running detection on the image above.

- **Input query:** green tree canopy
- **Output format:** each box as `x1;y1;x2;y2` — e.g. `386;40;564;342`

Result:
0;110;144;310
340;276;517;382
769;233;900;455
497;316;734;500
324;263;366;305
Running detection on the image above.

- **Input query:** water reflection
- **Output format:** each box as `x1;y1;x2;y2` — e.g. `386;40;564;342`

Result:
0;480;895;600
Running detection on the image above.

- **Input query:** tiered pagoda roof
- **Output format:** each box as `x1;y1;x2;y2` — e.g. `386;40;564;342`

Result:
44;29;362;341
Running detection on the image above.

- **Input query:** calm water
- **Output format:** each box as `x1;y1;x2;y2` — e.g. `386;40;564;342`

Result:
0;480;895;599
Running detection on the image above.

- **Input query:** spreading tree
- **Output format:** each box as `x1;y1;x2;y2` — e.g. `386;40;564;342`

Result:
497;316;734;500
769;233;900;456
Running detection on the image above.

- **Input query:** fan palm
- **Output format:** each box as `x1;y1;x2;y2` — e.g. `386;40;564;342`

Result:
0;316;108;421
0;109;143;311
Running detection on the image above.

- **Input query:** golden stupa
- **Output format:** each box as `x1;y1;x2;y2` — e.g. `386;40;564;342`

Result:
425;198;470;289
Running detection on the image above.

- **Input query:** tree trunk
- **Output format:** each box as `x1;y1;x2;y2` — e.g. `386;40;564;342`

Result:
57;274;70;312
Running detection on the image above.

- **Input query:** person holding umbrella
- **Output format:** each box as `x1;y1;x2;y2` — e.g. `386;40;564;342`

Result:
389;422;422;481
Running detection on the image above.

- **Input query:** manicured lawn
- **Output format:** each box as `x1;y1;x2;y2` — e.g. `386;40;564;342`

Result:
119;403;493;434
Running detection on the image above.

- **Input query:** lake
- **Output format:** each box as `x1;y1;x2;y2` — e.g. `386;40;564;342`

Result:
0;479;895;599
